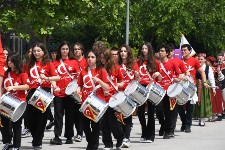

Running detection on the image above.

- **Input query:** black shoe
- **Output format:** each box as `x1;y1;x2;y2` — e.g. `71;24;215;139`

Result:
185;127;191;133
163;133;170;139
216;116;222;121
116;138;123;148
169;131;175;137
65;138;73;144
180;126;185;132
2;143;12;150
50;137;62;145
46;121;54;130
33;145;42;150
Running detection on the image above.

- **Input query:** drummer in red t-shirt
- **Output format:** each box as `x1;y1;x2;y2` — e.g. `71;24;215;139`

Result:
1;52;29;150
178;44;208;133
157;44;183;139
26;43;60;149
50;41;80;145
73;42;88;142
76;49;109;150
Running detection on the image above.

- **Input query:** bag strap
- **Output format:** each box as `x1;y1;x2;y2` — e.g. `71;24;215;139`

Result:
60;59;74;79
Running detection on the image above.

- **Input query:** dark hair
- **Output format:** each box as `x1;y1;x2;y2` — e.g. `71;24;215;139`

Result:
181;44;192;51
158;44;170;55
7;52;22;74
87;49;104;70
138;42;156;72
74;42;85;52
102;48;115;74
118;44;135;70
111;47;118;52
168;43;175;51
92;41;106;56
28;42;51;70
56;41;74;60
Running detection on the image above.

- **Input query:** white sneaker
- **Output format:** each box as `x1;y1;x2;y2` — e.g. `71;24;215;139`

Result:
122;138;130;148
74;135;82;142
145;139;153;143
21;129;31;138
140;137;146;143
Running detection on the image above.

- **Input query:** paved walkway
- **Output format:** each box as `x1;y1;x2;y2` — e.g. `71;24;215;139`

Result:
1;116;225;150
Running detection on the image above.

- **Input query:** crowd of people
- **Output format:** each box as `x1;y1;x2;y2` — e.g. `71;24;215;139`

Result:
0;39;225;150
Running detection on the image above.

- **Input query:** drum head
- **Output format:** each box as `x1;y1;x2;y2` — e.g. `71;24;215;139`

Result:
12;102;27;122
109;92;126;108
124;80;138;95
65;80;78;95
167;83;182;97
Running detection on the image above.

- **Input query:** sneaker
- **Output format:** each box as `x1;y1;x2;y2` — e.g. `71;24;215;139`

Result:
163;133;170;139
2;143;12;150
180;126;185;132
140;137;146;143
33;145;42;150
169;131;175;137
121;138;130;148
65;138;73;144
74;135;82;142
199;122;205;126
21;129;31;138
145;139;153;143
50;136;62;145
11;148;19;150
116;138;123;149
185;127;191;133
46;121;54;130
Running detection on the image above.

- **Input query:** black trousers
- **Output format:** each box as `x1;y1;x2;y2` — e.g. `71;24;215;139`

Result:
137;101;155;141
178;101;194;128
156;95;174;134
122;115;132;139
82;115;100;150
53;96;76;138
26;88;50;146
1;115;23;148
102;107;124;147
74;102;83;136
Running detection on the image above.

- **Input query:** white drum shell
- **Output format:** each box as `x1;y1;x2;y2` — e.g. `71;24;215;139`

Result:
80;94;108;122
167;83;190;105
182;81;197;98
28;87;54;112
0;93;27;122
65;79;81;103
146;82;166;105
109;92;136;118
124;80;149;106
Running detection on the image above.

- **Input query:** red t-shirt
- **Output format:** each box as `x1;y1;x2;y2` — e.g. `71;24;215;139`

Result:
75;57;88;72
77;67;109;103
52;59;79;97
183;57;201;84
3;71;29;101
170;58;188;74
137;59;161;85
158;59;181;90
118;62;139;91
28;61;58;89
105;66;124;102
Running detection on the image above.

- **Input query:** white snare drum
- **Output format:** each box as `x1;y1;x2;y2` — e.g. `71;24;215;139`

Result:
182;76;197;98
28;86;54;112
146;82;166;105
65;79;81;103
167;83;190;105
0;93;27;122
109;92;137;118
80;93;108;123
124;81;149;106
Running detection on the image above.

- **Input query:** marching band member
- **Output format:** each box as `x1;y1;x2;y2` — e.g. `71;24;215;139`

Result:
50;41;79;145
137;42;162;143
193;53;216;126
76;49;109;150
178;44;208;133
157;44;182;139
1;52;29;150
73;42;88;142
26;42;60;149
118;44;140;148
100;48;124;149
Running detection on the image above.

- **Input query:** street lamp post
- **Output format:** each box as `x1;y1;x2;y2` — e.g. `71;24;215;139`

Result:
126;0;130;45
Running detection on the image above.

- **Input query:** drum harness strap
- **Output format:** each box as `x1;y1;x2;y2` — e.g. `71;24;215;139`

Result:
122;64;133;80
143;64;154;82
159;62;173;83
34;63;42;84
88;67;101;93
59;59;74;79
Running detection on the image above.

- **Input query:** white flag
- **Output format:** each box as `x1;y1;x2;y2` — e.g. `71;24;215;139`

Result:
179;34;196;56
